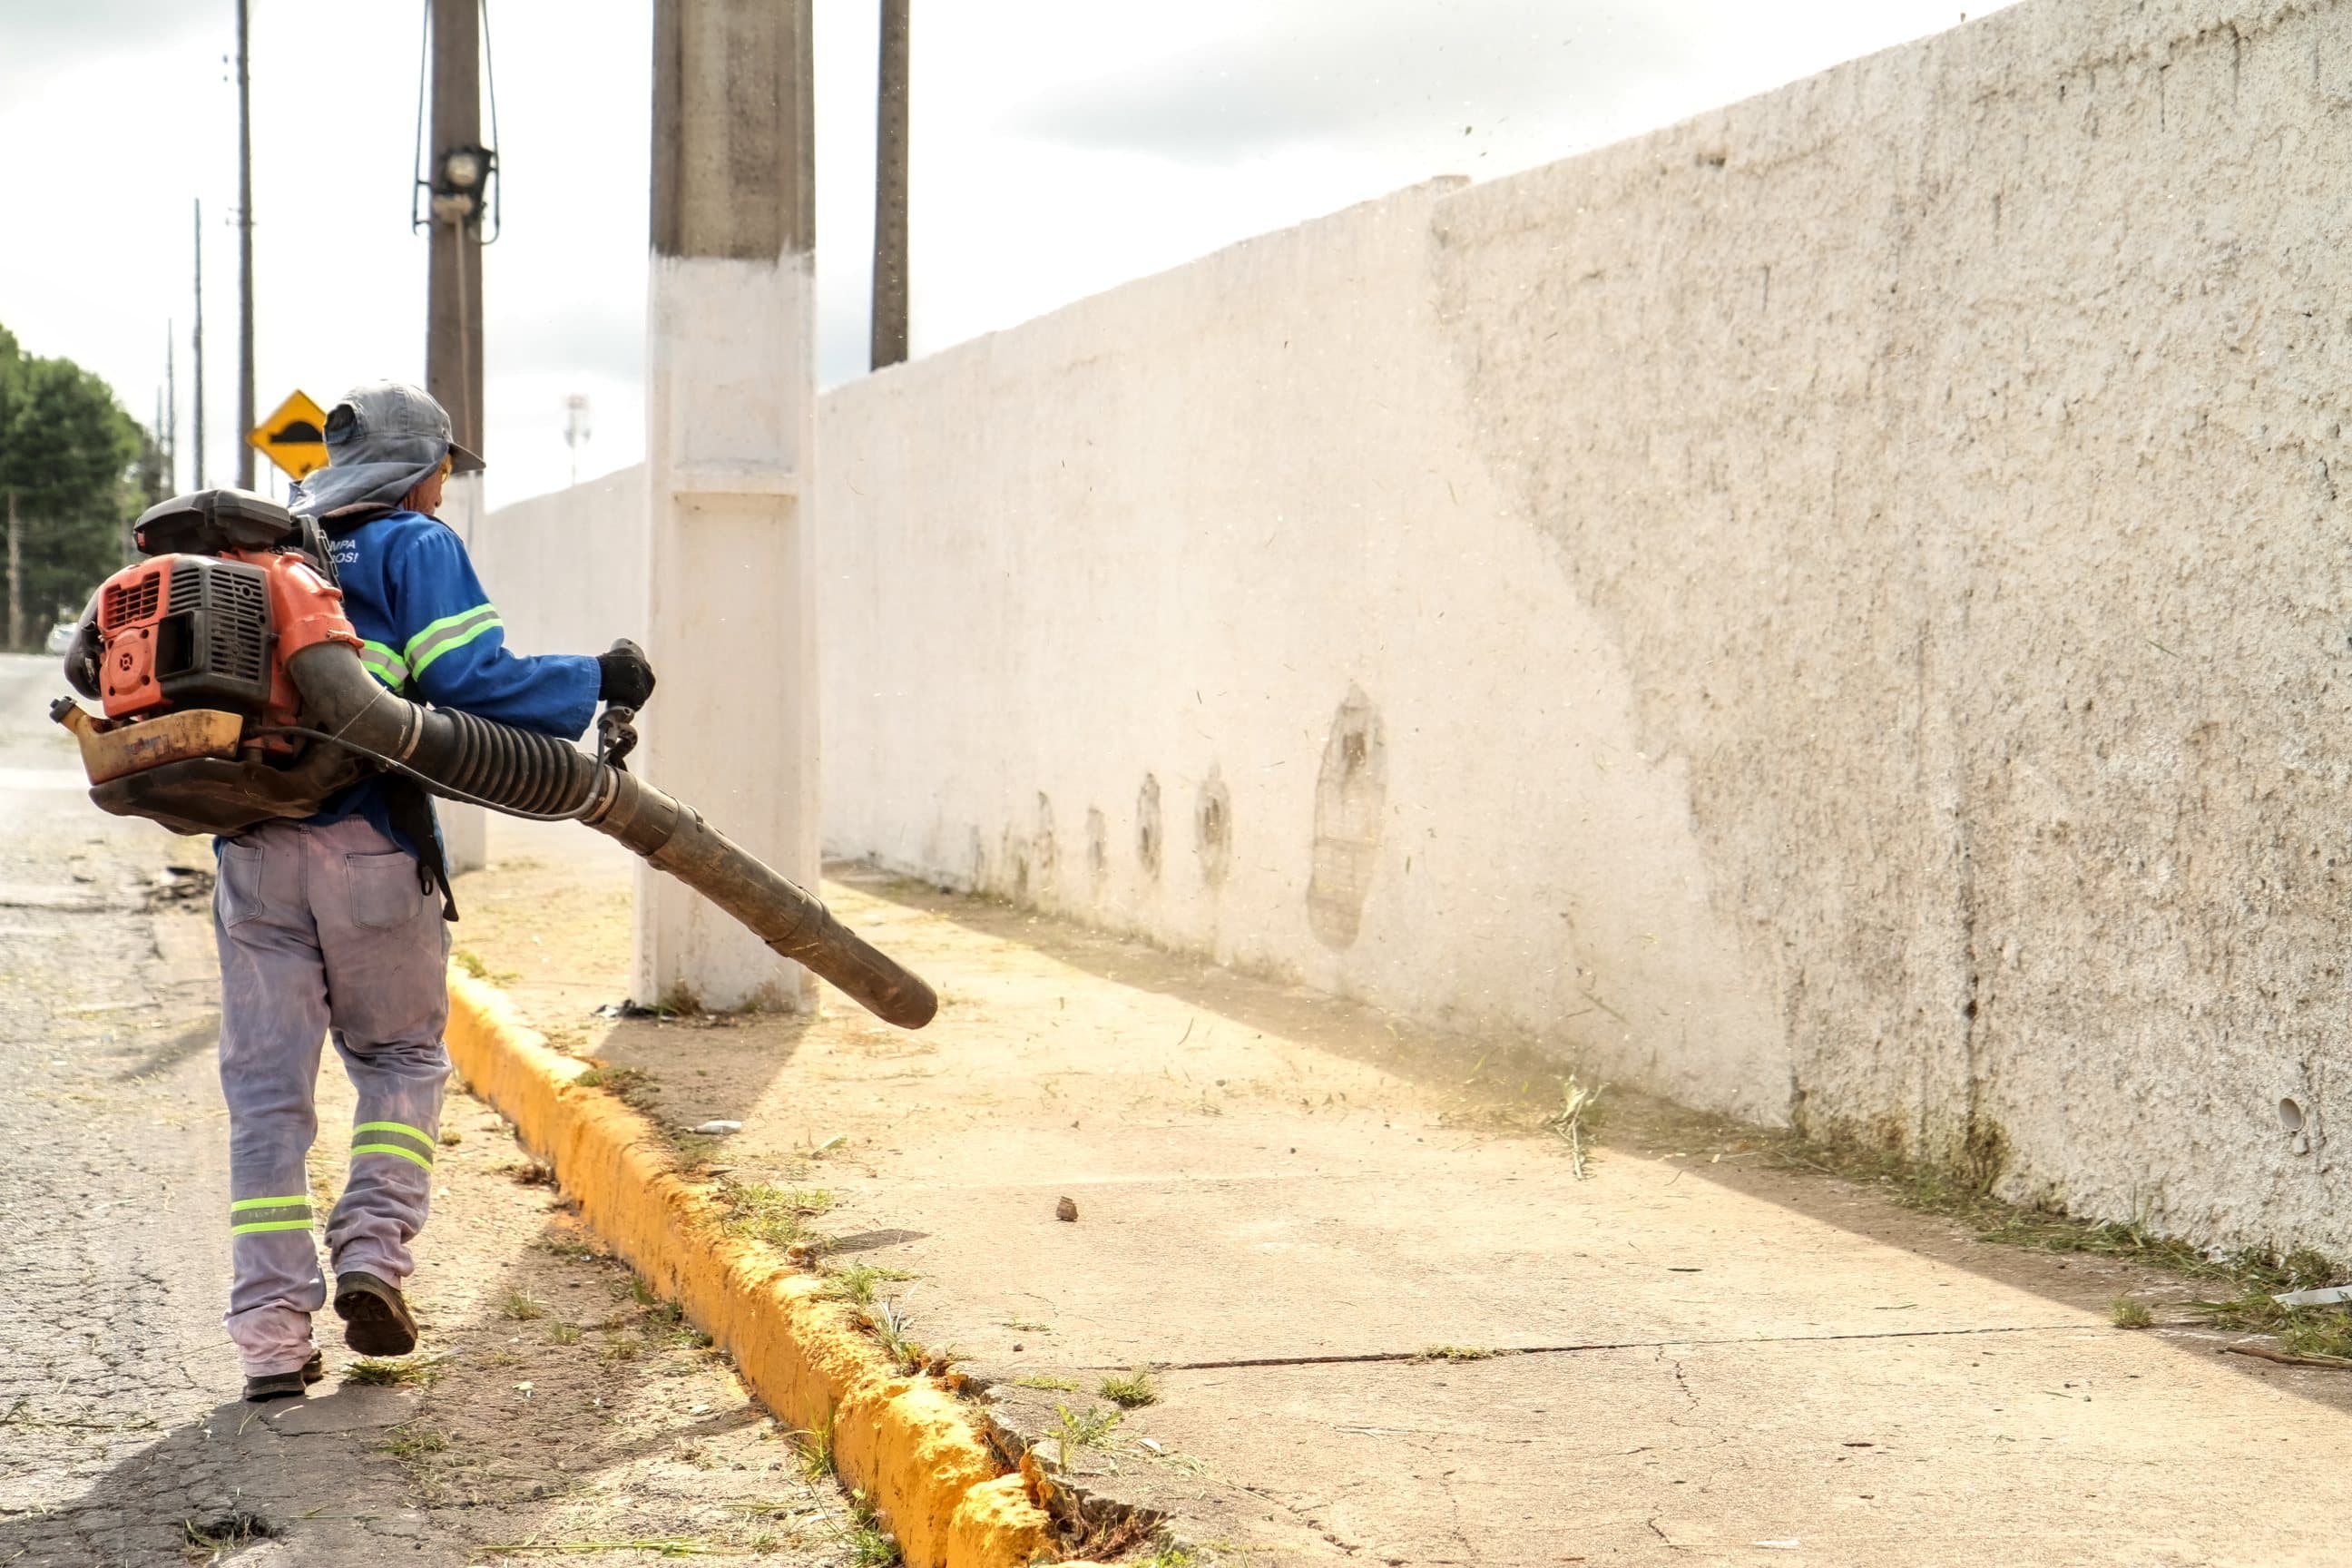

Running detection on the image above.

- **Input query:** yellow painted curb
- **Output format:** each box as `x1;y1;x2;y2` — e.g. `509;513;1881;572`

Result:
444;969;1052;1568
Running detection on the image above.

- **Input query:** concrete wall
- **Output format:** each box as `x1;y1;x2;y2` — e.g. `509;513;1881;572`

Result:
471;463;648;657
467;463;646;873
817;0;2352;1258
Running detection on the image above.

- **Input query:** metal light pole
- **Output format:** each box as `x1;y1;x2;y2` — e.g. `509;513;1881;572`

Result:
235;0;256;490
425;0;490;458
870;0;909;369
192;199;207;491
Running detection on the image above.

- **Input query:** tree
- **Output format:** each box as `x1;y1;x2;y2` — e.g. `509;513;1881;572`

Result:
0;322;145;647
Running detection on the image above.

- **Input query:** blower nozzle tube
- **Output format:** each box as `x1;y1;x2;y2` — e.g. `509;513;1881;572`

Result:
288;642;936;1030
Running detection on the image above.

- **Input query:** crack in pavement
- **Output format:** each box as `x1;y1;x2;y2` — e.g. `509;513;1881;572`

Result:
1124;1319;2089;1372
1227;1475;1365;1556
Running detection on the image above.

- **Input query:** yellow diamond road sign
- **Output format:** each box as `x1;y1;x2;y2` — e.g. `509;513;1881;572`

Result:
249;389;330;481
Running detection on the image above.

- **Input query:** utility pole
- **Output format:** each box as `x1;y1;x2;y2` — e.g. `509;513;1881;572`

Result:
641;0;818;1010
165;324;178;493
426;0;487;458
870;0;909;369
192;200;207;490
5;493;21;653
235;0;256;489
423;0;495;875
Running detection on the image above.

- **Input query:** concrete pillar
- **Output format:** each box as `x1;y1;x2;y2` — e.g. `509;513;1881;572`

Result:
635;0;818;1013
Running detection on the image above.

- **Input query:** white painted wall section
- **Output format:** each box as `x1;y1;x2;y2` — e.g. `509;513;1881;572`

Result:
478;0;2352;1259
638;252;819;1013
817;0;2352;1258
820;180;1788;1122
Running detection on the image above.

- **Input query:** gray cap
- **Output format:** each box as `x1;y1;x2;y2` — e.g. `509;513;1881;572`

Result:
291;381;482;520
324;381;484;475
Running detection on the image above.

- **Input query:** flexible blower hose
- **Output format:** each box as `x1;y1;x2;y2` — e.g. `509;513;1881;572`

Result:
287;642;936;1030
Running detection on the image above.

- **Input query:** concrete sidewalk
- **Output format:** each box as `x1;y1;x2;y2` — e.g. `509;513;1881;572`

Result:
455;833;2352;1566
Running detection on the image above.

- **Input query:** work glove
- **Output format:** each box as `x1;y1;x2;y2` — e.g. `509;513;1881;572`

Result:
596;638;657;709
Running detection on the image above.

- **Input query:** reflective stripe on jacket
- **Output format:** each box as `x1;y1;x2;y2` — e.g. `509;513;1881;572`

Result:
306;509;602;854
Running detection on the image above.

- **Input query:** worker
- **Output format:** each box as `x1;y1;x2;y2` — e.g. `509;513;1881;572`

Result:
219;382;655;1402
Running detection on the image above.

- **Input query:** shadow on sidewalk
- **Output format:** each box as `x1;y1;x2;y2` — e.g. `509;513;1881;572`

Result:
0;1202;827;1566
0;1386;415;1566
841;867;2352;1419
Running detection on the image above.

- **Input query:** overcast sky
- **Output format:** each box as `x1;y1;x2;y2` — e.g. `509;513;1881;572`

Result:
0;0;2014;509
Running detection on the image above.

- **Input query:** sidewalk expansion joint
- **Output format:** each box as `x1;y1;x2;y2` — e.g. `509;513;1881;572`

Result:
1135;1321;2088;1372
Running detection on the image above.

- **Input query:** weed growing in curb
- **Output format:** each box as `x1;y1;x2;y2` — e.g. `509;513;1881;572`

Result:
792;1412;837;1486
719;1182;836;1251
1051;1402;1122;1471
501;1290;544;1321
1097;1367;1160;1408
574;1064;661;1112
669;1132;723;1171
640;1298;713;1348
822;1262;913;1307
450;948;519;985
843;1491;900;1566
868;1298;921;1373
2111;1298;2153;1329
547;1321;582;1346
1015;1374;1080;1392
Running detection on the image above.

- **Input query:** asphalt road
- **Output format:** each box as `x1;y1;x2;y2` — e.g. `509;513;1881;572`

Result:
0;654;428;1564
0;658;862;1568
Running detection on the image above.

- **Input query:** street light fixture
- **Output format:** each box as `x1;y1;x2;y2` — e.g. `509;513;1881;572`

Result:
425;142;496;228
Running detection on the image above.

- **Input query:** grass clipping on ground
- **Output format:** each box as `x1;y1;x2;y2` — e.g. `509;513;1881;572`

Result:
1771;1132;2352;1358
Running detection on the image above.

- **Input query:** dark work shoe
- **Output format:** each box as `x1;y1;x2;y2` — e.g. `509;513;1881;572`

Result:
333;1270;419;1357
243;1350;325;1403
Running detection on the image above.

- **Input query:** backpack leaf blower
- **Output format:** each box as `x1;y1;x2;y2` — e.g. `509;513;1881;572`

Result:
54;488;936;1031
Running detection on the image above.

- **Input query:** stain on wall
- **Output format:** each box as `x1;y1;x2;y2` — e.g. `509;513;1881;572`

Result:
1085;806;1109;897
1307;685;1387;949
1195;766;1232;890
1032;793;1057;899
1136;774;1163;880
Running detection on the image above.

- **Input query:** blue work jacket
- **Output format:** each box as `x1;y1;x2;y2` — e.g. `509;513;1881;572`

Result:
309;509;602;858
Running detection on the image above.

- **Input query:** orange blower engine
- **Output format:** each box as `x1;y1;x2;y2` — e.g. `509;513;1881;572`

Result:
54;489;373;836
54;488;938;1031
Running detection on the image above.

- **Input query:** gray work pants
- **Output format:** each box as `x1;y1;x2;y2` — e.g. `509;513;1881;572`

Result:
212;815;451;1377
